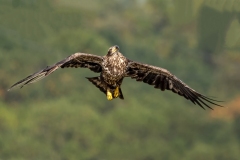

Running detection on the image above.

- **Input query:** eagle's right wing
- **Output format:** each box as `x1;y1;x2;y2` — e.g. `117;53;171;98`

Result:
8;53;103;90
125;60;223;109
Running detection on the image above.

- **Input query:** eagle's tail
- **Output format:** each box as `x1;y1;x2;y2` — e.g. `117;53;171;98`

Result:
118;87;124;99
86;77;124;100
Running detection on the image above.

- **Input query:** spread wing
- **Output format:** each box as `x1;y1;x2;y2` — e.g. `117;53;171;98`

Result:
8;53;103;90
125;60;222;109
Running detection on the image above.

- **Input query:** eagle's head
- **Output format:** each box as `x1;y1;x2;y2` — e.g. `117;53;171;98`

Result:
107;45;120;56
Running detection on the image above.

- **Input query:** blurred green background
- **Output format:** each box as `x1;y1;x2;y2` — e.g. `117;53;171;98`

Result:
1;0;240;159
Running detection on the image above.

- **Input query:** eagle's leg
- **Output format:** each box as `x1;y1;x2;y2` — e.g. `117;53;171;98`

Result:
114;86;119;98
107;88;113;100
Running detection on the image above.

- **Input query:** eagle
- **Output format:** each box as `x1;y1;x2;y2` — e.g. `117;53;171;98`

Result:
9;45;222;109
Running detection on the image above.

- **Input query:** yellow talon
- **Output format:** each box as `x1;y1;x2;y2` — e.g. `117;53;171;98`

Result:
114;87;119;98
107;89;113;100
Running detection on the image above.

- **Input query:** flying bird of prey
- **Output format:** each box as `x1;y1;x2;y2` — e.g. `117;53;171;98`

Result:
9;45;222;109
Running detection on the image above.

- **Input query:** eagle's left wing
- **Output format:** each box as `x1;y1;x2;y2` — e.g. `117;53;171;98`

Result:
125;60;222;109
8;53;103;90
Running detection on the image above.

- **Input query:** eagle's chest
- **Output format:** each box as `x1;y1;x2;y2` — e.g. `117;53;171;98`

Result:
103;55;127;76
102;55;127;84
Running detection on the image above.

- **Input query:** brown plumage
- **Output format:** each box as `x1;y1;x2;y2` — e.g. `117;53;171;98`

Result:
8;45;223;109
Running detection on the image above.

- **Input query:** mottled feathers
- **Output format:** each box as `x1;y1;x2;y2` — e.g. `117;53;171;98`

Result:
9;45;223;109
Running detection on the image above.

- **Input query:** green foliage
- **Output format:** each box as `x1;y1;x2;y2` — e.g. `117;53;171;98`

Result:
0;0;239;159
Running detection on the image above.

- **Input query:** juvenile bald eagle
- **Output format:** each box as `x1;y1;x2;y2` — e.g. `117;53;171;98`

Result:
9;45;222;109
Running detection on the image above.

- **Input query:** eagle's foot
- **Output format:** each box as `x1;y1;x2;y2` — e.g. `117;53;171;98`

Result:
114;86;119;98
107;89;113;100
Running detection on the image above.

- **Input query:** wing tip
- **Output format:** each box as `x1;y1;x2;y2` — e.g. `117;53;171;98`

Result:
7;83;24;91
7;84;17;91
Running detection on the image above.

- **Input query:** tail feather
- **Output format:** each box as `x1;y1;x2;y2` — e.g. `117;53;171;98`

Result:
86;77;107;94
86;77;124;100
118;87;124;99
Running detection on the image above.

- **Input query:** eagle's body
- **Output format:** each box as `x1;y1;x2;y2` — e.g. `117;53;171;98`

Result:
93;46;128;99
9;45;222;109
102;47;127;86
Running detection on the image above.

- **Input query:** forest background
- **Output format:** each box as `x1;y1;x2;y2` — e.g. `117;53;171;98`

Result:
0;0;240;159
